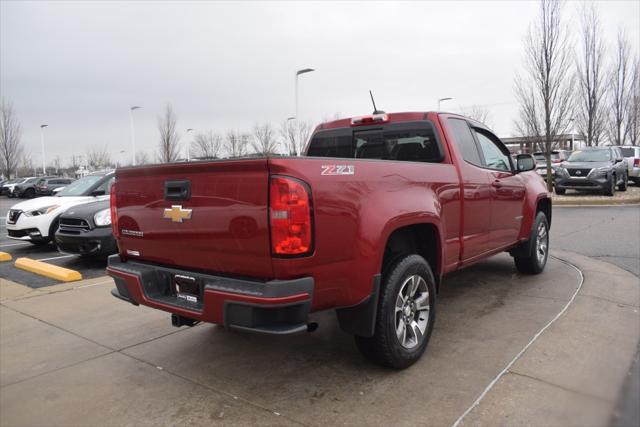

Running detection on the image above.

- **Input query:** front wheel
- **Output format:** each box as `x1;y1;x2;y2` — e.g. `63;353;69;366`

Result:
604;176;616;196
355;254;436;369
514;211;549;274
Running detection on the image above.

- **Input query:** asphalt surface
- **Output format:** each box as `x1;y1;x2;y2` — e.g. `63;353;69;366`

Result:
552;201;640;427
0;196;110;287
552;203;640;277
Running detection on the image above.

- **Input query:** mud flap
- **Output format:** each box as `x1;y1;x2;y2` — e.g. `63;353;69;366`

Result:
336;275;381;337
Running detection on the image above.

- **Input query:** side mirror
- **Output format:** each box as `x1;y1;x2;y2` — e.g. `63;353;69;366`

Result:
91;189;106;197
516;154;536;172
615;158;623;163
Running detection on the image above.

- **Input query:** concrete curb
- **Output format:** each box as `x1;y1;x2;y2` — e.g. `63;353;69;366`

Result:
459;250;640;427
553;196;640;206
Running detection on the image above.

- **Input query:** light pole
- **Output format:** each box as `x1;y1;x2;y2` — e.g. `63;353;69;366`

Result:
130;106;142;165
186;128;194;161
568;117;575;150
438;97;453;110
295;68;315;121
40;124;48;175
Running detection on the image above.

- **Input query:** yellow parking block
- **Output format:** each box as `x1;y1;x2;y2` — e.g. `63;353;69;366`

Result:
14;257;82;282
0;252;12;262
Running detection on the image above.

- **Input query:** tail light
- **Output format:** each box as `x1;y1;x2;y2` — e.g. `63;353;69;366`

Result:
552;159;561;163
110;182;119;238
269;176;313;256
634;158;639;167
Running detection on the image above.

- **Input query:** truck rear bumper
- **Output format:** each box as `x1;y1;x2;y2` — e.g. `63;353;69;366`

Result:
106;255;314;335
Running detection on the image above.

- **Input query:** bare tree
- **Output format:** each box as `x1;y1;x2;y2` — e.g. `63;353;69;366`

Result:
225;130;249;158
280;120;312;156
460;105;492;127
575;3;607;146
157;104;180;163
192;130;223;159
251;123;279;155
53;155;62;174
135;151;150;165
626;60;640;146
86;145;111;169
0;98;23;179
607;31;631;146
16;150;34;177
69;155;80;170
514;0;574;190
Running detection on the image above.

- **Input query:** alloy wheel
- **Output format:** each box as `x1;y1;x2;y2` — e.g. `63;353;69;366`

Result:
395;275;430;349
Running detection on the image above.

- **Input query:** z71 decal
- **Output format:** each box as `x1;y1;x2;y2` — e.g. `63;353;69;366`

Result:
321;165;355;176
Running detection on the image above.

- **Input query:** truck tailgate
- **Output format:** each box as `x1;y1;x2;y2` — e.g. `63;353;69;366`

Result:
114;159;273;278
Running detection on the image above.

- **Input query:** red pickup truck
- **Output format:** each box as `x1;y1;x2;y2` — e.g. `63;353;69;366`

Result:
108;112;550;369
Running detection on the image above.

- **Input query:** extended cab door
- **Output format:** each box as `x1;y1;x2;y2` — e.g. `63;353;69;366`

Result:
444;118;493;261
470;127;526;248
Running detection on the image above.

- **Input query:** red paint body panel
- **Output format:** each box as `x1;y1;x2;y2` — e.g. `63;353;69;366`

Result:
111;111;549;320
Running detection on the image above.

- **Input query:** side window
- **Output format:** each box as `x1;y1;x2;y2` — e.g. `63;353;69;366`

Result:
473;130;512;172
614;148;623;161
447;118;482;165
95;177;115;194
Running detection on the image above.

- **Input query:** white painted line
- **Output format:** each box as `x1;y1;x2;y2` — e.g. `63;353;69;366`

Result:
0;242;31;248
36;254;75;262
78;279;113;289
451;255;585;427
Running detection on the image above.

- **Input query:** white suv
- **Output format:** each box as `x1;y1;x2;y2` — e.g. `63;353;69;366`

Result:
6;171;114;245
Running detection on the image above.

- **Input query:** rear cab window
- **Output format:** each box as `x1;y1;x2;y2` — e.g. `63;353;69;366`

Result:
619;147;635;157
306;121;444;163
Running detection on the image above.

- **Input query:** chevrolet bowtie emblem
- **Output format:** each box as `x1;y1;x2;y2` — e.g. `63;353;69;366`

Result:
163;205;192;223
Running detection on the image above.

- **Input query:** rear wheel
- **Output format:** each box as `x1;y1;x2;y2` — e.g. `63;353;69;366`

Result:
514;211;549;275
355;254;436;369
554;187;566;195
618;173;628;191
24;188;35;198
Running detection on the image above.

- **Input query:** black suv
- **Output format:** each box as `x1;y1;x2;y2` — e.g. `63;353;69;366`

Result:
35;177;75;196
554;147;629;196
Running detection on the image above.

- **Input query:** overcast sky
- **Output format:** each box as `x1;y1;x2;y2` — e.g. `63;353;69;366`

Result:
1;0;639;166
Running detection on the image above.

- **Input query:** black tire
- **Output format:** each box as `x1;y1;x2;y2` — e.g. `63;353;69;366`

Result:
48;218;60;248
618;173;628;191
604;176;615;197
514;211;549;275
354;254;436;369
555;187;566;195
29;240;49;246
23;188;35;199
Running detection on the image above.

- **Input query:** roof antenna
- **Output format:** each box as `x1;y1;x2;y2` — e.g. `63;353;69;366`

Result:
369;90;385;114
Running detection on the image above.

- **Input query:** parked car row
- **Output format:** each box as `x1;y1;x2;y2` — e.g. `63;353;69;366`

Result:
1;176;75;198
529;146;638;196
4;171;118;258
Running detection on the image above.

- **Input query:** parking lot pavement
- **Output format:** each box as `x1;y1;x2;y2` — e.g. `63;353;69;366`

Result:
0;197;109;287
2;251;637;426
